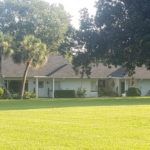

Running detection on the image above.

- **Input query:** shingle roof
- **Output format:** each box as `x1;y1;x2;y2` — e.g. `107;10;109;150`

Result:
2;55;68;78
110;66;150;79
129;67;150;79
47;63;119;78
2;55;150;79
109;67;128;78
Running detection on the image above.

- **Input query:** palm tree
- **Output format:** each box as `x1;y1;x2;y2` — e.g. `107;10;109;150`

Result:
0;32;13;86
13;35;48;99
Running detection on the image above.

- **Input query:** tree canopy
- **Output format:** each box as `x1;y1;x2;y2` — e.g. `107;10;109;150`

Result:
13;35;48;98
74;0;150;74
0;32;13;77
0;0;70;52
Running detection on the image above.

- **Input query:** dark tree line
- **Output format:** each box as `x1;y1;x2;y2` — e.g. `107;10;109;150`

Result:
73;0;150;75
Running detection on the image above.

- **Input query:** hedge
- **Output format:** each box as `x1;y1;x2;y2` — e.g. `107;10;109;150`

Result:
54;90;76;98
126;87;141;96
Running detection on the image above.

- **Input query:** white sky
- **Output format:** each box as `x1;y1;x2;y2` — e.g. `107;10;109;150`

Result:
44;0;96;28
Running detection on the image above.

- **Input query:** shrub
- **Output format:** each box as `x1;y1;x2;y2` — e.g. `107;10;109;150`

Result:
12;93;20;99
23;92;36;99
76;88;86;97
98;88;118;97
146;90;150;96
0;87;4;97
126;87;141;96
2;88;12;99
54;90;76;98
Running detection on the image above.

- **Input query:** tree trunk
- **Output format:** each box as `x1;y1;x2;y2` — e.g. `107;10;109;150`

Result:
21;62;30;99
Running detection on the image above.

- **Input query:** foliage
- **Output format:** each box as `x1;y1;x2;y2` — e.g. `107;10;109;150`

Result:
12;93;20;99
23;91;36;99
76;88;86;97
0;32;13;77
0;87;4;97
0;32;13;56
54;90;76;98
0;33;13;97
126;87;141;96
13;35;48;98
72;8;95;77
74;0;150;75
98;88;118;97
0;0;70;52
0;0;71;98
59;26;77;55
1;88;12;99
14;35;48;67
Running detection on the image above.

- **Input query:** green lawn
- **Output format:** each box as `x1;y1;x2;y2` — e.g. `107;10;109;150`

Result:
0;98;150;150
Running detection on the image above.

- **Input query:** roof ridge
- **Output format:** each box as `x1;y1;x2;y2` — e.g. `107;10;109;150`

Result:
47;64;68;76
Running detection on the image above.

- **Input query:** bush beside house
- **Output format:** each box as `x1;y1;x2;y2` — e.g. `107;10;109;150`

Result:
0;87;4;98
76;88;86;98
54;90;76;98
126;87;141;96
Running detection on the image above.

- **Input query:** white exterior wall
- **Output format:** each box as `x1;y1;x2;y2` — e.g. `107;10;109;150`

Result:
116;79;150;96
28;78;98;97
4;77;150;97
136;79;150;96
60;79;98;97
28;78;53;97
28;79;34;92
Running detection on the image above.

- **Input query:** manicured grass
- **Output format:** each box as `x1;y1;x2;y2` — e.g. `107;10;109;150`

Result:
0;97;150;149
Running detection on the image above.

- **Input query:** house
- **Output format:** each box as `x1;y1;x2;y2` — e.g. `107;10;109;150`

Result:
1;55;150;97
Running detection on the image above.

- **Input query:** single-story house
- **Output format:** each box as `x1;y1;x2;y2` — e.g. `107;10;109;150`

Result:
0;55;150;97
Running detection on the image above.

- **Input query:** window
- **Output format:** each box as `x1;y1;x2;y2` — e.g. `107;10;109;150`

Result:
39;81;44;88
91;81;97;92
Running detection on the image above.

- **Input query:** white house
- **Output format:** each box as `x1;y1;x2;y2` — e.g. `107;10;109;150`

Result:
1;55;150;97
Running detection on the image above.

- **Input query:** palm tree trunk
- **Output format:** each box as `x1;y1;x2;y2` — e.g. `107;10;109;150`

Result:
21;62;30;99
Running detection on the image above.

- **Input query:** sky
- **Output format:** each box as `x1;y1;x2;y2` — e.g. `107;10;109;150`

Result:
44;0;96;28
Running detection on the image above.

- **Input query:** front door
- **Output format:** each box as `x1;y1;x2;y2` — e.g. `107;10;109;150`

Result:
38;80;46;97
121;81;125;94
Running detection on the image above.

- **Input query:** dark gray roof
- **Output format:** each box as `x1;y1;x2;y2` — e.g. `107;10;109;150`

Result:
2;55;150;79
109;67;128;78
110;66;150;79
